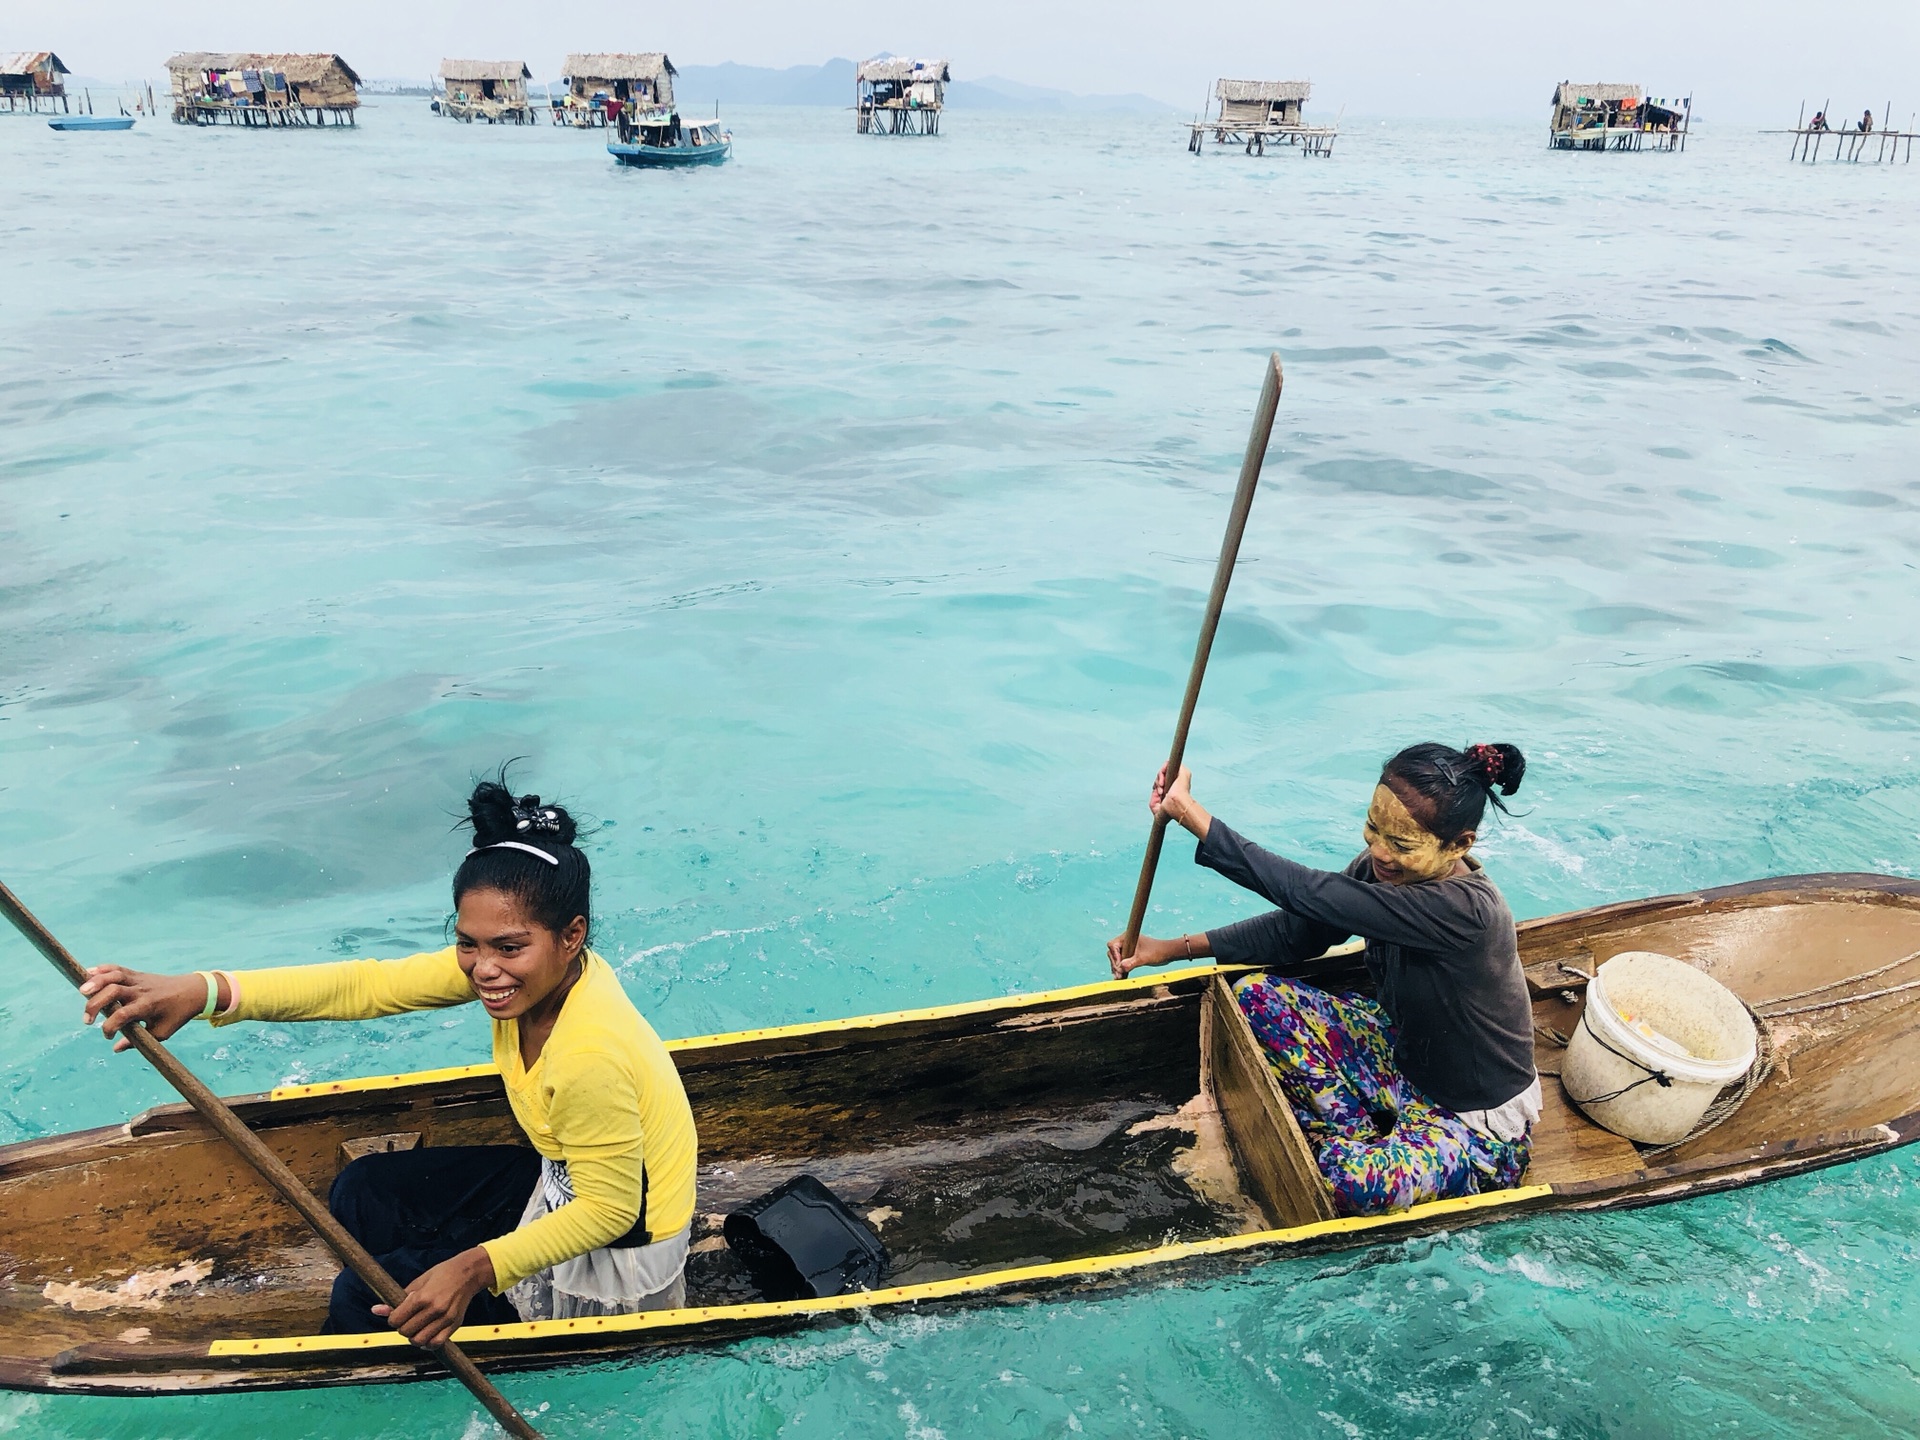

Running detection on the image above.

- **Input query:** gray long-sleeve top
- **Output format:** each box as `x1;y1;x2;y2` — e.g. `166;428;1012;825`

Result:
1198;819;1536;1115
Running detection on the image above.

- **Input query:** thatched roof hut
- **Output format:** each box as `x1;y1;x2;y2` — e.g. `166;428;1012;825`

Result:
856;58;950;86
1551;82;1641;135
442;59;531;86
1215;78;1310;129
856;58;949;134
166;53;362;124
438;59;533;122
1549;81;1688;151
561;53;675;108
1190;76;1333;155
1553;81;1643;109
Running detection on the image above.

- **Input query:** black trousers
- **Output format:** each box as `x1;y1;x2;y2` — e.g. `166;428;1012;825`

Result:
322;1144;541;1334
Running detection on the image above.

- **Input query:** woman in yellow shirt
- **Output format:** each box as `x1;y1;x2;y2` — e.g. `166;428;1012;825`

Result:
79;778;698;1347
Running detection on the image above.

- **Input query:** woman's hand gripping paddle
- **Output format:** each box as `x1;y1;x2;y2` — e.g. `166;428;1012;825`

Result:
1112;353;1283;978
0;879;546;1440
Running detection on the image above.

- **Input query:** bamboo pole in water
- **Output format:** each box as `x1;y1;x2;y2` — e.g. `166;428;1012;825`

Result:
1117;353;1284;962
0;880;544;1440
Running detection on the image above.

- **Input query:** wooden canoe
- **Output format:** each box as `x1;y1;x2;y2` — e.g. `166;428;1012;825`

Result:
1;871;1916;1395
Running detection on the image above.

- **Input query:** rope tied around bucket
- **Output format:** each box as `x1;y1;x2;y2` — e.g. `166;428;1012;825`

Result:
1540;992;1776;1157
1639;997;1776;1159
1628;951;1918;1159
1541;945;1918;1158
1561;1008;1677;1105
1635;951;1917;1157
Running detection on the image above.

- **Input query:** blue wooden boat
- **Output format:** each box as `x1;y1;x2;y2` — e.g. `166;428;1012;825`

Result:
48;115;135;132
607;109;730;168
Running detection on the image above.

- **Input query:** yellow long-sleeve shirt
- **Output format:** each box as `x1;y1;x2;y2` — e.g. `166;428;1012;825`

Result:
212;948;697;1292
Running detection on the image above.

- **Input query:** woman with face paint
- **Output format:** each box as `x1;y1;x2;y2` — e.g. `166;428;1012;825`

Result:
1109;743;1539;1216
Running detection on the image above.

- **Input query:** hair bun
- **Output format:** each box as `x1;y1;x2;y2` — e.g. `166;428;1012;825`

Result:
1466;743;1526;797
466;777;578;849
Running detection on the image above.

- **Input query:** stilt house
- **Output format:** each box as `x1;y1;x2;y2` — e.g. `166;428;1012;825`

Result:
555;53;675;127
1188;78;1335;156
0;51;69;113
166;53;362;126
1220;78;1308;128
1549;82;1689;151
856;58;949;135
437;60;534;124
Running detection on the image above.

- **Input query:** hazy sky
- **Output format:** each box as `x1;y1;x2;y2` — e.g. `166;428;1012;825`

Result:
18;1;1920;119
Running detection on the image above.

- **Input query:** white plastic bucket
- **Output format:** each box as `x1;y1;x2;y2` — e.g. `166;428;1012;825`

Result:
1561;950;1757;1145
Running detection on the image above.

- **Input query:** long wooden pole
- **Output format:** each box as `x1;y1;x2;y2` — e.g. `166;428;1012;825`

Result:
1119;352;1284;960
0;880;542;1439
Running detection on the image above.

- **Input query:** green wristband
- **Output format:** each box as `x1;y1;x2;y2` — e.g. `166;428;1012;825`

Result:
196;971;220;1021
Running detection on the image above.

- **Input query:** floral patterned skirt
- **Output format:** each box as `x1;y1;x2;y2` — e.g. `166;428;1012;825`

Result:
1233;973;1531;1217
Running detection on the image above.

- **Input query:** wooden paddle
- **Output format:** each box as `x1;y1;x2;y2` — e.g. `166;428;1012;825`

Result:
0;879;544;1439
1118;352;1284;964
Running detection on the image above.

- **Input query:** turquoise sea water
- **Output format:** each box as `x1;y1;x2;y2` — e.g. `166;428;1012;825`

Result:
2;100;1917;1436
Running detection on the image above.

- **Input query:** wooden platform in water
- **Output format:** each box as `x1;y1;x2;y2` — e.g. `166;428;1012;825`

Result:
0;872;1915;1394
1550;124;1687;152
1767;126;1917;163
1187;122;1337;157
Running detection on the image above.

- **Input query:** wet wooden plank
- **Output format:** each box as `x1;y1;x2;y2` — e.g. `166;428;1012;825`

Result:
1206;976;1333;1227
684;991;1202;1161
1528;987;1652;1184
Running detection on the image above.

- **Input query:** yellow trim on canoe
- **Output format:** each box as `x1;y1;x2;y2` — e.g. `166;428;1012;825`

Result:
269;1062;499;1101
206;1184;1551;1358
267;964;1240;1102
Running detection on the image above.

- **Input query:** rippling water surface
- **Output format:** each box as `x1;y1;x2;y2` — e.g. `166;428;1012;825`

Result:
2;101;1917;1438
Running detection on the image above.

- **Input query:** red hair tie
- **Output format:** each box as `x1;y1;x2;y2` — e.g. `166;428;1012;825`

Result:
1467;743;1504;782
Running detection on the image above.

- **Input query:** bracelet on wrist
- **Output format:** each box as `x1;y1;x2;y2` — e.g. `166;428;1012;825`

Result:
195;971;220;1021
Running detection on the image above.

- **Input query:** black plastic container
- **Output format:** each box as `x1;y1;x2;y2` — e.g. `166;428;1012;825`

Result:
722;1175;889;1300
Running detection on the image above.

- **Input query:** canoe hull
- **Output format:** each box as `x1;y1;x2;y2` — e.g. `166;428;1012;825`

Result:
48;116;136;132
2;871;1916;1393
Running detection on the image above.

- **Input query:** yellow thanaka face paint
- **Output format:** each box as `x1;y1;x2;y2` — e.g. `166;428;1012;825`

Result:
1363;783;1468;884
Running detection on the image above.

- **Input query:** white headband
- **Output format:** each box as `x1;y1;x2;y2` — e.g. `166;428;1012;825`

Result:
466;840;560;866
